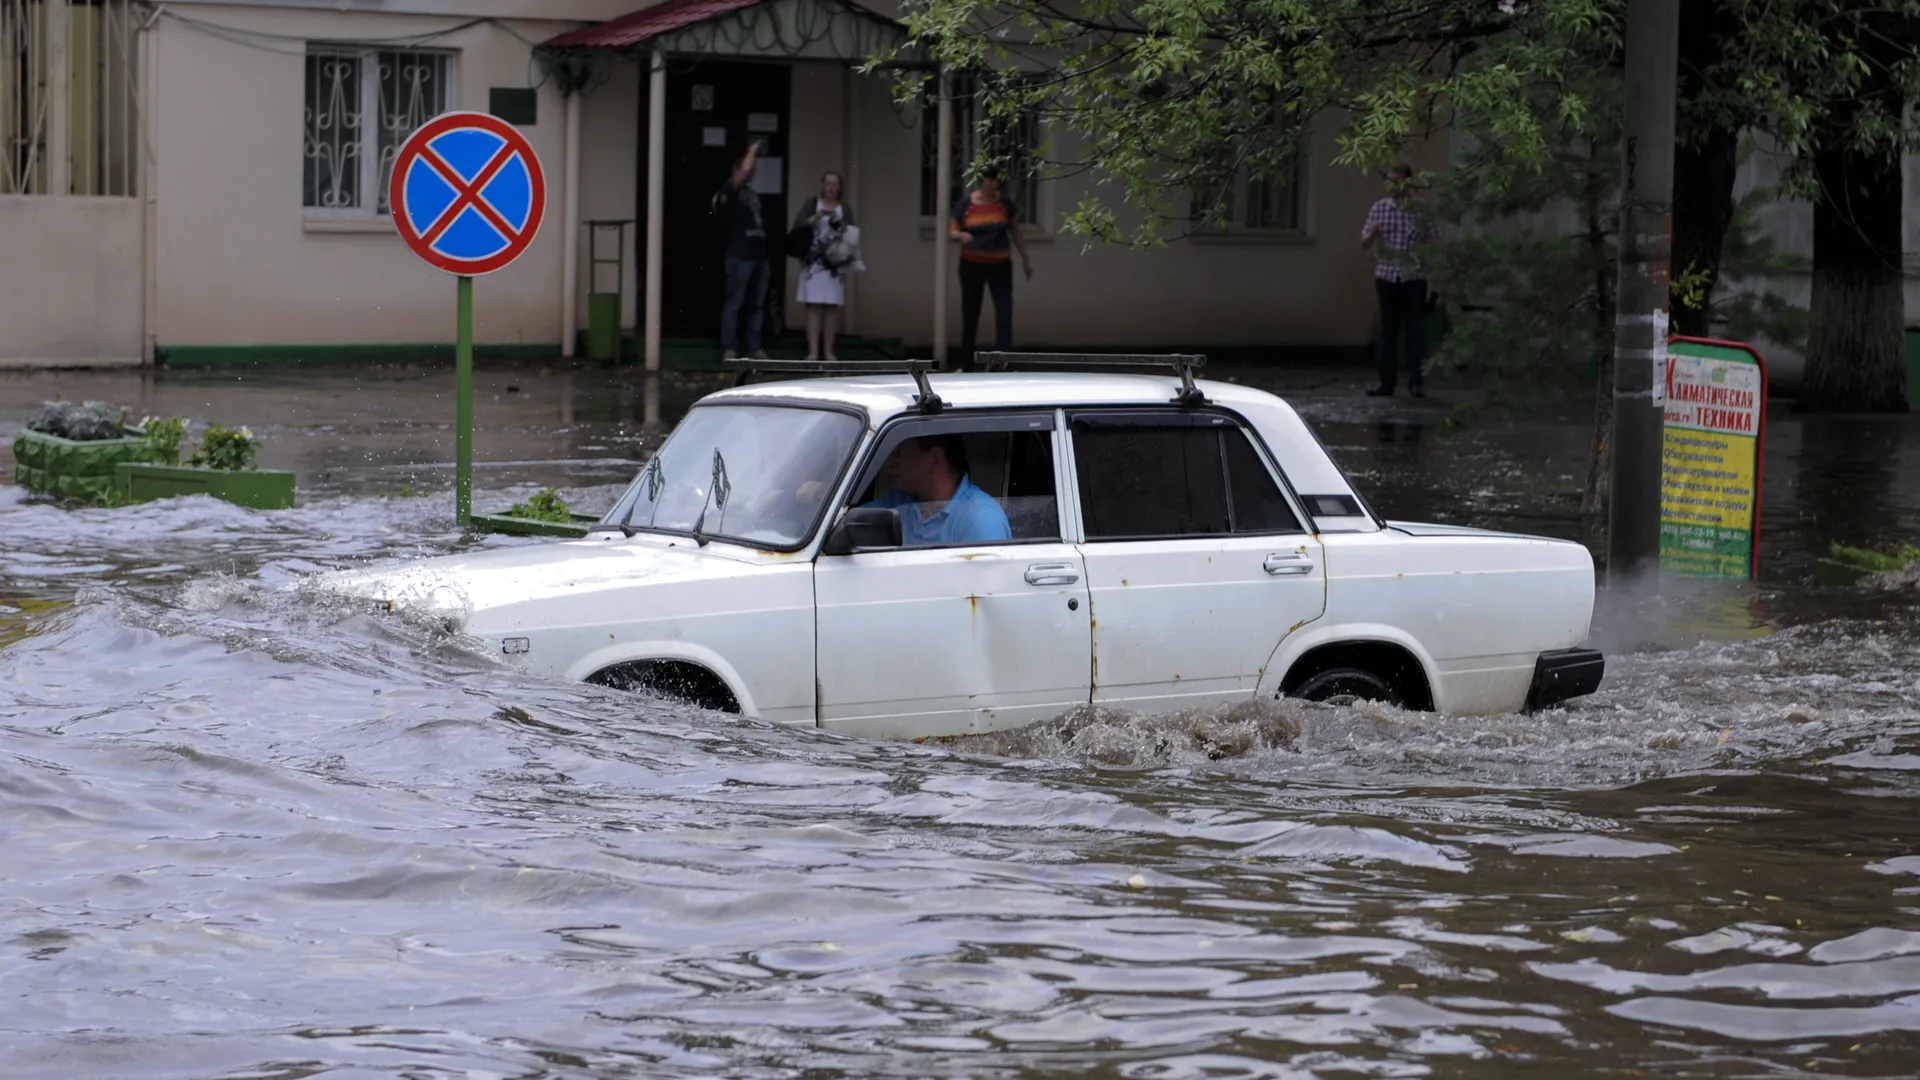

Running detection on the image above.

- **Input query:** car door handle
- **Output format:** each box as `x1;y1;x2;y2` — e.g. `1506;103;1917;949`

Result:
1263;552;1314;576
1024;562;1080;586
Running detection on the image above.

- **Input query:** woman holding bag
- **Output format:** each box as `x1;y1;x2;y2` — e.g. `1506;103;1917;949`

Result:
787;170;861;362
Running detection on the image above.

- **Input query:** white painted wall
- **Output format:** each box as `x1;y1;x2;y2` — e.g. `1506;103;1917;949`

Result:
576;59;642;334
839;77;1421;349
0;197;143;366
151;5;602;349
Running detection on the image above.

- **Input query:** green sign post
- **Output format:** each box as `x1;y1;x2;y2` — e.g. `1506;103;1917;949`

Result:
1659;336;1767;579
455;275;474;522
387;111;547;526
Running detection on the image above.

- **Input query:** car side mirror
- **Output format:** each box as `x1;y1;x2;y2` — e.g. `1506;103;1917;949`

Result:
821;506;902;555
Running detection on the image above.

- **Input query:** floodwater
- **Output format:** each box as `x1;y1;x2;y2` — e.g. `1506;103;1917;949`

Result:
4;363;1920;1079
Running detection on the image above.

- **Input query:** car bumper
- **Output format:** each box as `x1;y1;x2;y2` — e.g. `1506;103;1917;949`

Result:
1523;647;1605;711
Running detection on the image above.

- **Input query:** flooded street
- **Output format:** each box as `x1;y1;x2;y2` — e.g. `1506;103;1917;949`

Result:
4;364;1920;1078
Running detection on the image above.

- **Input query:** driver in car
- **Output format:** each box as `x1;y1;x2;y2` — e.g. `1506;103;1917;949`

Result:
859;434;1011;546
800;434;1011;546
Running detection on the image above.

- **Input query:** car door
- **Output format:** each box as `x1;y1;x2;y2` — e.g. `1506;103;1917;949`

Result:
812;410;1093;740
1064;408;1328;713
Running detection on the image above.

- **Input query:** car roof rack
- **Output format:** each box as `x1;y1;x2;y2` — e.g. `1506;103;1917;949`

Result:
720;351;1209;412
723;357;948;413
973;351;1209;406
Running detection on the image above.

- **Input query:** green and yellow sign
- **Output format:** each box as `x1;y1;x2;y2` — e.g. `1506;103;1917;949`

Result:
1660;337;1767;579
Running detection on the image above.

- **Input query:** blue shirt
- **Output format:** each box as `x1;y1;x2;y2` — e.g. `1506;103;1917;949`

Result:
869;475;1012;546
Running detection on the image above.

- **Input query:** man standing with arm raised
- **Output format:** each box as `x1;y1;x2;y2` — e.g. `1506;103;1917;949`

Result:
715;141;771;361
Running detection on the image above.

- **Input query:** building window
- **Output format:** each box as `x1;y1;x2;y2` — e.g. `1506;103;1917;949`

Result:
1192;150;1307;234
919;71;1043;227
303;46;451;216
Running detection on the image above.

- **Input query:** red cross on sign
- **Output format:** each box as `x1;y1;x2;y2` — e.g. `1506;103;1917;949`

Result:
389;111;546;277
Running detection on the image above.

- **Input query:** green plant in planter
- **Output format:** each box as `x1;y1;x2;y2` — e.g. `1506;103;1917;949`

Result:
189;425;259;471
1827;542;1920;574
504;488;574;523
27;400;129;441
14;400;150;504
138;416;190;466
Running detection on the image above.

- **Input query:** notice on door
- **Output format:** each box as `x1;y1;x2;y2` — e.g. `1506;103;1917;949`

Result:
1659;338;1767;579
750;156;783;195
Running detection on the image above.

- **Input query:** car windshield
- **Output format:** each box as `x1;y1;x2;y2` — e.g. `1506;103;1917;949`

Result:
599;403;864;549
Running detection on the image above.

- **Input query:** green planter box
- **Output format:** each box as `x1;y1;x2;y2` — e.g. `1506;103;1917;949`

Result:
115;462;297;510
470;511;598;538
13;429;158;504
1813;558;1871;588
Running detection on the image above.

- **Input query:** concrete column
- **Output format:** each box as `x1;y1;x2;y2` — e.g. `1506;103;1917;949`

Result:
560;87;581;358
1606;0;1679;587
139;6;157;364
933;69;951;366
643;48;667;426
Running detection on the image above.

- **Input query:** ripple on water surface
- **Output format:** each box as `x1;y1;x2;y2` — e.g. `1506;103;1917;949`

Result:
3;488;1920;1078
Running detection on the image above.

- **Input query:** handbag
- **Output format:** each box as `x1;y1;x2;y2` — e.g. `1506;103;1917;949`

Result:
785;223;814;260
785;197;818;260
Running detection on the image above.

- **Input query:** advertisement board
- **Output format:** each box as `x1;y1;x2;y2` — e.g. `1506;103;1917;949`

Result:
1659;337;1768;579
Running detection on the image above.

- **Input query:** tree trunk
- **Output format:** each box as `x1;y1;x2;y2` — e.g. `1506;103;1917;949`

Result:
1669;0;1740;339
1796;137;1910;413
1584;352;1613;555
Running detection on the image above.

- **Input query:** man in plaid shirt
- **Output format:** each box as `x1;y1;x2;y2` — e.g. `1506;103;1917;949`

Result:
1361;164;1440;397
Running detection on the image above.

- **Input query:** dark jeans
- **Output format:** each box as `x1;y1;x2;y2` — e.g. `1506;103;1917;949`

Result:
1374;277;1429;391
721;255;768;354
958;259;1013;371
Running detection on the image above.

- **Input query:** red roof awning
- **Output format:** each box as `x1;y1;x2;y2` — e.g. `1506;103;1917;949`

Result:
539;0;925;63
543;0;766;50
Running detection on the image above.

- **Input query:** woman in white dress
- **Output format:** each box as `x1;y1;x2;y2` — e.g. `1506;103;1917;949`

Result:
791;171;856;361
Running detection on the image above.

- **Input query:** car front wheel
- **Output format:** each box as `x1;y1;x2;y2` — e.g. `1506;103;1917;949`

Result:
1291;667;1402;708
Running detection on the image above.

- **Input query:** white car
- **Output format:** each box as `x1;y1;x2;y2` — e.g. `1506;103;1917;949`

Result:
314;357;1604;740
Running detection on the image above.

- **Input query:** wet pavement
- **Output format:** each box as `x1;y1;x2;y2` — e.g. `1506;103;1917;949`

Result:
3;361;1920;1078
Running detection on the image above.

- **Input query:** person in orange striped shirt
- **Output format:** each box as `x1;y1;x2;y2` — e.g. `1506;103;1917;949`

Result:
950;172;1033;371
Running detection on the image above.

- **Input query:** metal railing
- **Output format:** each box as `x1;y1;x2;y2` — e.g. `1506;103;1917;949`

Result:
1;0;141;197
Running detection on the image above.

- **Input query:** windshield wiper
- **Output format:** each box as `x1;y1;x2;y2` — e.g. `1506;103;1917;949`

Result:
690;448;730;548
592;458;666;538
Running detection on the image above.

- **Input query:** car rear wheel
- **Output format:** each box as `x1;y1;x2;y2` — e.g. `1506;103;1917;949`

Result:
1291;667;1403;708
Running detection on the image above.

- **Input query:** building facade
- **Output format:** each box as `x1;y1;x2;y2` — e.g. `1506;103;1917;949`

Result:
2;0;1445;369
62;0;1920;386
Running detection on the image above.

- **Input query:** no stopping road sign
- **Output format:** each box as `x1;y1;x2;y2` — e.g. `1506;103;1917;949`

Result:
389;110;546;276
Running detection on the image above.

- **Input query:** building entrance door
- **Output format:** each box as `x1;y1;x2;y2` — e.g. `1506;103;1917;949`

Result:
639;59;793;342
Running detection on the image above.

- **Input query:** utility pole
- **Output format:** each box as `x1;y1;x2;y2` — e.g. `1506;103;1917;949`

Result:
1607;0;1680;588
